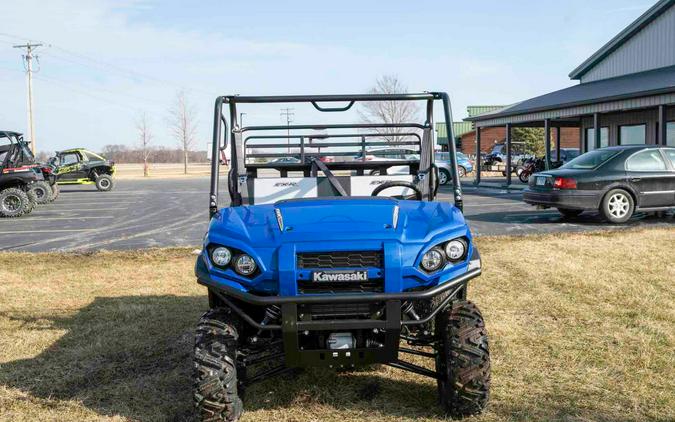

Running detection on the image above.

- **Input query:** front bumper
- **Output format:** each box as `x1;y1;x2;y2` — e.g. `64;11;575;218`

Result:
196;251;481;367
523;188;601;210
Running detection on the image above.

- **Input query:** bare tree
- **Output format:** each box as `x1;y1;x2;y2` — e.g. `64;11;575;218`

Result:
169;90;198;174
136;111;153;177
359;75;420;143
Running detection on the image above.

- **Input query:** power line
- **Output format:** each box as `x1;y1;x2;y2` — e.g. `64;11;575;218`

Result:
13;42;42;154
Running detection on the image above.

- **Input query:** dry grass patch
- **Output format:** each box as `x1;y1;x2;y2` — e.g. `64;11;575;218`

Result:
0;228;673;422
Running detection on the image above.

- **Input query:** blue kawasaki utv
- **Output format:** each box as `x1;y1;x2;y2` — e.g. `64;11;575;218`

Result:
194;93;489;421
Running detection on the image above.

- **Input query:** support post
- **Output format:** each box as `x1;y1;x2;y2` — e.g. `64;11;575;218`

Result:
556;127;561;160
544;119;551;170
658;105;666;145
505;123;512;187
475;126;481;185
594;112;600;150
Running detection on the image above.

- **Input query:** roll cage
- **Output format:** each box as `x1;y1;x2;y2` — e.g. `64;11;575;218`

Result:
0;131;34;169
209;93;463;217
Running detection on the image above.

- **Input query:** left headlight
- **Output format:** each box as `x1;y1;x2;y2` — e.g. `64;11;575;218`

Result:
421;248;444;272
234;254;257;276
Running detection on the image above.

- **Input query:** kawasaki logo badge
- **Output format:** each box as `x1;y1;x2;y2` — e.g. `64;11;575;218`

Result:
312;270;368;282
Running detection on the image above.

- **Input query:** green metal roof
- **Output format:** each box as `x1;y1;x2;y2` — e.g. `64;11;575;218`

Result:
467;105;507;117
435;106;505;144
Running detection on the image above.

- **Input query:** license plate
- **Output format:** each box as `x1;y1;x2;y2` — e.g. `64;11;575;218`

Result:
536;176;547;186
312;270;368;282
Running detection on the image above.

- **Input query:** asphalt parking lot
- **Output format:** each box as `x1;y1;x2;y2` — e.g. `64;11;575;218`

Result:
0;177;672;252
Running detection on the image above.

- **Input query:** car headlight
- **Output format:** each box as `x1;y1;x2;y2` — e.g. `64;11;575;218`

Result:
234;254;257;276
444;239;467;262
420;248;444;272
211;246;232;267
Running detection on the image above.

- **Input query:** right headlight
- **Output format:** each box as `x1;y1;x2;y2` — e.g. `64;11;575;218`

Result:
444;238;467;262
210;246;232;267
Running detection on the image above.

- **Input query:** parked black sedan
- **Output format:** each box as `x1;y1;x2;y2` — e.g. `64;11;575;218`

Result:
523;145;675;223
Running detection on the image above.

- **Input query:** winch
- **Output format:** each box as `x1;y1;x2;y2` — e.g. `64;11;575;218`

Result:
326;332;354;350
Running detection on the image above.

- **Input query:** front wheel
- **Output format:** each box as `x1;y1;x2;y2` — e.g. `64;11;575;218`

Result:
49;182;60;202
95;174;114;191
518;170;531;183
600;189;634;224
435;300;490;418
194;308;243;422
439;169;450;185
30;181;53;205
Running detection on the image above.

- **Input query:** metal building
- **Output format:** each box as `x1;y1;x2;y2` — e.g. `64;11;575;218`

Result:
466;0;675;187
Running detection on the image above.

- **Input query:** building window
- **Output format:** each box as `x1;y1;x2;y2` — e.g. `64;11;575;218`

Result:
585;127;609;151
667;122;675;147
619;124;646;145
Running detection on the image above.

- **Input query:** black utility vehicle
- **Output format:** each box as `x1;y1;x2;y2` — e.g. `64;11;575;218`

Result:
50;148;115;191
0;131;43;217
524;145;675;223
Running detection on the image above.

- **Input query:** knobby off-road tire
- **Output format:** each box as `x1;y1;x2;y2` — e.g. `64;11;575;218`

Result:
0;188;33;218
49;182;60;202
95;174;114;191
30;181;53;205
435;300;490;418
24;188;38;214
194;308;243;422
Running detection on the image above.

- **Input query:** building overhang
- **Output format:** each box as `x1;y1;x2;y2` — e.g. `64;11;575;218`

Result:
466;65;675;127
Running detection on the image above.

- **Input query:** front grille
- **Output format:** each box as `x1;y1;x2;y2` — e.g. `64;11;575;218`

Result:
297;279;384;294
297;250;383;269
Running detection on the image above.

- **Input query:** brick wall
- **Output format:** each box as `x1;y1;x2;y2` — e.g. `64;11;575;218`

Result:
458;127;580;155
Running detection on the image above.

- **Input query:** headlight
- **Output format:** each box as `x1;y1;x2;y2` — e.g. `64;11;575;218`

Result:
234;254;257;276
421;248;444;272
211;247;232;267
444;239;467;262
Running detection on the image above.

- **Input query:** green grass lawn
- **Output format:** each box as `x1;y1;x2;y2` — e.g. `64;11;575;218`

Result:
0;228;673;422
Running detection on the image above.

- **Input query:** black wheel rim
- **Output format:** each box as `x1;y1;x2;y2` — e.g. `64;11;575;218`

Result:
35;187;46;199
2;194;21;212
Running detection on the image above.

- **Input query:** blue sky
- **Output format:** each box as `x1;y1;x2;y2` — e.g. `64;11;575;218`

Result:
0;0;654;153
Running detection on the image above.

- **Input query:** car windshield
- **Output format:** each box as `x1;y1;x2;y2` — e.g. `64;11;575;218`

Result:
561;149;621;170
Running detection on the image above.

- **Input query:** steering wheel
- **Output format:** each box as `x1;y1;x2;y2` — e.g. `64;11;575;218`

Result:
371;181;422;201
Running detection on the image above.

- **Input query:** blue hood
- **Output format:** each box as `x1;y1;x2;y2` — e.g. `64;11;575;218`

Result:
203;197;474;295
208;197;467;246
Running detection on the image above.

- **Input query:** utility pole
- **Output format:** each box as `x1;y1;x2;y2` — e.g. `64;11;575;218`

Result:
280;108;294;153
13;42;42;155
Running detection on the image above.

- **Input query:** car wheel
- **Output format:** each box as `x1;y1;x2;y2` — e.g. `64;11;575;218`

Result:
0;188;32;218
30;181;53;205
439;169;450;185
95;174;114;191
600;189;634;223
49;183;60;202
557;208;583;218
